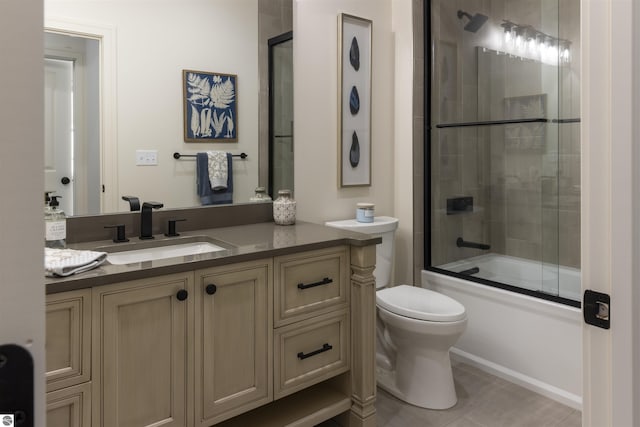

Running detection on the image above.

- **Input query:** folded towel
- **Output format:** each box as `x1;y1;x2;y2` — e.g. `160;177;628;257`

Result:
207;151;228;190
45;248;107;277
197;152;233;205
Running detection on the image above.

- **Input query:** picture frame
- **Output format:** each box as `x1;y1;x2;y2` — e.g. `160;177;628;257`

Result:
338;13;372;187
183;69;238;142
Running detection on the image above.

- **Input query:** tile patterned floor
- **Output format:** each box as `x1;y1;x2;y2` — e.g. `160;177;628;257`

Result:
318;362;582;427
376;362;581;427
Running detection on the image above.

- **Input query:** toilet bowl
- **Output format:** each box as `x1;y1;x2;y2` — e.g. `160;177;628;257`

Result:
376;285;467;409
325;216;467;410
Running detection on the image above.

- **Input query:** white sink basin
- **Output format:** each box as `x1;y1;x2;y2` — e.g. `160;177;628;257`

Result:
106;241;226;265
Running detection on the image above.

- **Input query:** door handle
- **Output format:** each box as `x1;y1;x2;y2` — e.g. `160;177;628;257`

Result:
61;176;71;185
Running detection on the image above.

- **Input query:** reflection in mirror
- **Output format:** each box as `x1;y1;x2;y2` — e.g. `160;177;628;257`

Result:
268;32;294;199
44;0;292;216
45;32;100;215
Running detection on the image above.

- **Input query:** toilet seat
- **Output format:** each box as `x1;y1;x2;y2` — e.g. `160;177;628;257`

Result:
376;285;466;322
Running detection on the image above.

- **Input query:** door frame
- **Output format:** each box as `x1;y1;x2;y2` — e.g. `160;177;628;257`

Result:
44;53;82;215
581;0;637;425
45;18;118;213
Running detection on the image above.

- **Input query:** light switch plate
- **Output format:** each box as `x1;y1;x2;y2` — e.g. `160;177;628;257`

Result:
136;150;158;165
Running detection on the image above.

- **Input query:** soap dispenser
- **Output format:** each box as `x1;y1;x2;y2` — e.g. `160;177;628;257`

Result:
45;195;66;248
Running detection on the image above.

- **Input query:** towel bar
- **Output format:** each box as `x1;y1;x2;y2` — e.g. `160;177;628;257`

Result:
173;152;248;160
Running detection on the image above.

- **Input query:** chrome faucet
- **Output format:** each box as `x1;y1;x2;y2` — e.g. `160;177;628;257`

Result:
140;201;163;239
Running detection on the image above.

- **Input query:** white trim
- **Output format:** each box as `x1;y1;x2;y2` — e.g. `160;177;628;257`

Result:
610;0;634;425
45;17;119;212
451;348;582;410
633;0;640;422
582;0;637;425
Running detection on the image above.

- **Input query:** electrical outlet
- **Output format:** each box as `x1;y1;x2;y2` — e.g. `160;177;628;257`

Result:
136;150;158;166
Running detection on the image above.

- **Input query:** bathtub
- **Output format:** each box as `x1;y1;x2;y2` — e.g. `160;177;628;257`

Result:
422;260;582;409
436;253;582;303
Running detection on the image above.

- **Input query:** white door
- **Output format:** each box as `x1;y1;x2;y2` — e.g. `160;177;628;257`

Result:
0;0;46;424
44;57;74;215
582;0;637;426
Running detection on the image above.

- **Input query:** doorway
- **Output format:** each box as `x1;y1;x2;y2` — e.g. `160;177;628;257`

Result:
44;31;101;215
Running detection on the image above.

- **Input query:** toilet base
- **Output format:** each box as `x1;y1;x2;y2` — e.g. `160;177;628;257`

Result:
376;350;458;410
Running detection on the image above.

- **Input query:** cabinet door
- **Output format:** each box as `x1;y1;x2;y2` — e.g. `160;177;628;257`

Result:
46;382;91;427
195;259;273;426
92;272;193;427
46;288;91;392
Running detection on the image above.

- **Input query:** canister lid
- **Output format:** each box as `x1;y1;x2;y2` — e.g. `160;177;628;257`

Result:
357;202;375;209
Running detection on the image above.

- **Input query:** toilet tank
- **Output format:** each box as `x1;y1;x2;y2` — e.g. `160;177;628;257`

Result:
324;216;399;289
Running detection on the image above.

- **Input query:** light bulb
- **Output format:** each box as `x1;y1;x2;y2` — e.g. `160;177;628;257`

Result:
504;29;513;46
515;33;523;49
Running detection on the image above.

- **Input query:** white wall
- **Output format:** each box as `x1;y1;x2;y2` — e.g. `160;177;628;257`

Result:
293;0;415;286
392;0;414;286
293;0;395;224
0;0;46;423
46;0;260;210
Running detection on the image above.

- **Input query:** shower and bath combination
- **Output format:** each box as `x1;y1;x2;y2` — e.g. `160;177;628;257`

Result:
428;2;581;307
457;9;488;33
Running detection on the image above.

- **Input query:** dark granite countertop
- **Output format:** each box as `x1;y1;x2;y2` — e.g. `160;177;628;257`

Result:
45;221;380;294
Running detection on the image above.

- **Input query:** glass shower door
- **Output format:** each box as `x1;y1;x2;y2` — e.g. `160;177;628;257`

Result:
269;32;294;198
427;0;580;305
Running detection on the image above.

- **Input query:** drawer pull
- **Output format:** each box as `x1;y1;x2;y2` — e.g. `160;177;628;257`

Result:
297;277;333;290
297;343;333;360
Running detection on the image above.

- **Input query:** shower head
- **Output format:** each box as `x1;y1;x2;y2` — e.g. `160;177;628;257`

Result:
457;10;489;33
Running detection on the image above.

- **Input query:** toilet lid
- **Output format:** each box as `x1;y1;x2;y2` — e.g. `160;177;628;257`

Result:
376;285;466;322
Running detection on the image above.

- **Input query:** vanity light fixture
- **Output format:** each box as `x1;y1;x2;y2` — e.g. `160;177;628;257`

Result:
499;19;571;64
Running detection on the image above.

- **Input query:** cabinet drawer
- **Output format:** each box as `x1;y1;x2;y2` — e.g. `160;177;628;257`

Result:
46;382;91;427
274;246;349;326
46;289;91;392
274;310;349;399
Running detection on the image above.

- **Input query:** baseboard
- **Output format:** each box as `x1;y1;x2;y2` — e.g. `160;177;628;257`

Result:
450;347;582;410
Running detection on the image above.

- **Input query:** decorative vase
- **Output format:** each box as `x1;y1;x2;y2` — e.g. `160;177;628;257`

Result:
249;186;272;202
273;189;296;225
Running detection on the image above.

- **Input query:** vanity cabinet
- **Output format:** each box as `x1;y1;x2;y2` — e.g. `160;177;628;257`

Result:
45;288;91;392
194;259;272;426
91;272;193;427
273;246;350;399
45;240;378;427
46;289;92;427
46;382;91;427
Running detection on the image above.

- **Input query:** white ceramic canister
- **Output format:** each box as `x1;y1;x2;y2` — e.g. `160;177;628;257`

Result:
273;189;296;225
250;186;272;202
356;202;375;223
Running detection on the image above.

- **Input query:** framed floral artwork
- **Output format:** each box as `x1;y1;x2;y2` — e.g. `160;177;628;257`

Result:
183;70;238;142
338;14;372;187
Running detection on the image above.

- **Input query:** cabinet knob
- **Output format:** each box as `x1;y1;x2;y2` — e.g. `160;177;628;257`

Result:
176;289;188;301
205;284;217;295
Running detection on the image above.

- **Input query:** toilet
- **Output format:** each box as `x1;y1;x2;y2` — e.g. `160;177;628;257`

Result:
325;216;467;409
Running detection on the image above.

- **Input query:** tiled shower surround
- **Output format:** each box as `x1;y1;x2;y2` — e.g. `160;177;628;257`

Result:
423;0;581;279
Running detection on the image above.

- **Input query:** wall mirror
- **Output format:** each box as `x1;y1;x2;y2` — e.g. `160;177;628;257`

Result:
44;0;293;216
